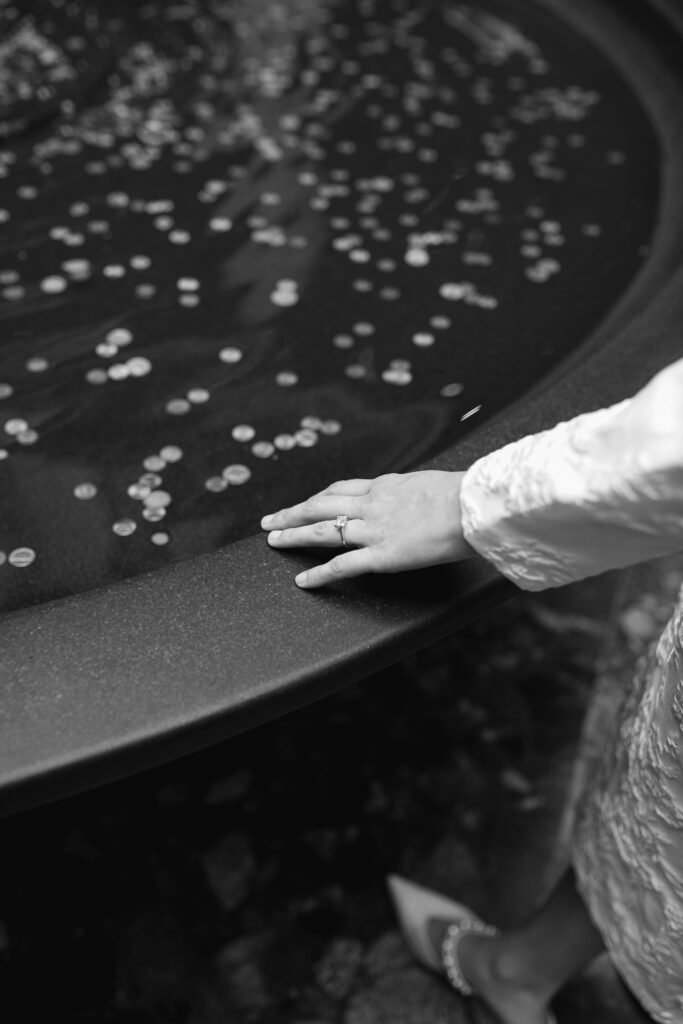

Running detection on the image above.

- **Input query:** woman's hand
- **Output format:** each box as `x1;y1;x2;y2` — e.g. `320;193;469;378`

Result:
260;470;476;588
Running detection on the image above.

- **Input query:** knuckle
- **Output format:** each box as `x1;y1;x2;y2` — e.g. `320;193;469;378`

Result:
313;521;327;538
328;556;344;576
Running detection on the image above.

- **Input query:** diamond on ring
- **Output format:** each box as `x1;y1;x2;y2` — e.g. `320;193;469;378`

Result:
335;514;349;547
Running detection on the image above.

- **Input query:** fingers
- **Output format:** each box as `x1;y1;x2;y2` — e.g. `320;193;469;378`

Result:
320;478;372;497
295;548;373;588
261;493;362;531
267;518;364;549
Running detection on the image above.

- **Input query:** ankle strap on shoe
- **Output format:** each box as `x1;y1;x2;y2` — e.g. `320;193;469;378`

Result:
441;918;499;996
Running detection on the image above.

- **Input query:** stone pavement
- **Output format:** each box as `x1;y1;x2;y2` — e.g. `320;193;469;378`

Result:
2;560;678;1024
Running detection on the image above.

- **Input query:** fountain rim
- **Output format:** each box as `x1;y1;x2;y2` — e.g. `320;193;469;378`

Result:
1;0;683;816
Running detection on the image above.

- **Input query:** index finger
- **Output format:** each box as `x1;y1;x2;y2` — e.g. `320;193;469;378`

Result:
261;494;363;531
295;548;373;588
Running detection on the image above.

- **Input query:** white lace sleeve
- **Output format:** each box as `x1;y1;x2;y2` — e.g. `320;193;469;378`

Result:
459;358;683;591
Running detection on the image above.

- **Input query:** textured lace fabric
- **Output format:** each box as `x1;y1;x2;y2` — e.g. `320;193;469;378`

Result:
573;605;683;1023
459;359;683;1022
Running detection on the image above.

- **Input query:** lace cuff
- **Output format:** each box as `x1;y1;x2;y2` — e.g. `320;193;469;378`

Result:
460;377;683;591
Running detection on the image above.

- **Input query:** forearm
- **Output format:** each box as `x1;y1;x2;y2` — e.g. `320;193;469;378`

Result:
460;360;683;591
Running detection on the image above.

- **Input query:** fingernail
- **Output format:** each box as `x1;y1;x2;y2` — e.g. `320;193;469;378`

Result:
268;530;281;542
295;572;308;586
261;514;273;527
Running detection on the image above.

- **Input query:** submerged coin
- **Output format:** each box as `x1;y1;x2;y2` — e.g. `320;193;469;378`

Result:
218;347;242;364
144;490;172;509
232;424;255;442
5;419;28;435
74;483;98;500
205;475;228;492
9;547;36;567
112;519;137;536
222;464;251;484
440;382;464;397
159;445;183;462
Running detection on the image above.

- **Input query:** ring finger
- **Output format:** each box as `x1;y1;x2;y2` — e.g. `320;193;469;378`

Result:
267;517;364;549
262;494;363;530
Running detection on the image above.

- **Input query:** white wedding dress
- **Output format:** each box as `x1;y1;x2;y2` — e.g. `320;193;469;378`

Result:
459;358;683;1023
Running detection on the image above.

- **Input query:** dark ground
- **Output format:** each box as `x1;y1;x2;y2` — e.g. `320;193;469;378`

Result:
2;558;680;1024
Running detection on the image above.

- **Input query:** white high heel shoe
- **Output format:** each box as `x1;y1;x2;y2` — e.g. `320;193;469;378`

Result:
387;874;557;1024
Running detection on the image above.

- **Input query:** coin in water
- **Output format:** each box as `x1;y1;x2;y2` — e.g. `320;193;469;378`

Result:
9;547;36;567
0;384;13;399
5;418;28;435
107;327;133;345
294;429;318;447
151;532;170;545
440;382;464;398
41;276;67;294
405;248;429;267
143;455;166;472
142;507;166;522
0;551;5;566
300;416;323;430
140;472;162;488
166;398;191;415
271;289;298;307
108;363;130;381
205;476;228;492
209;216;233;231
219;347;242;364
96;343;118;358
127;357;152;376
222;464;251;485
232;424;255;442
413;332;435;347
382;369;412;385
275;372;298;387
74;483;98;500
17;429;39;445
320;420;342;435
128;483;151;500
113;519;137;536
103;264;125;278
160;445;183;462
187;387;210;403
252;441;275;458
144;490;172;509
26;357;49;372
440;282;470;300
274;433;296;450
86;368;108;385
